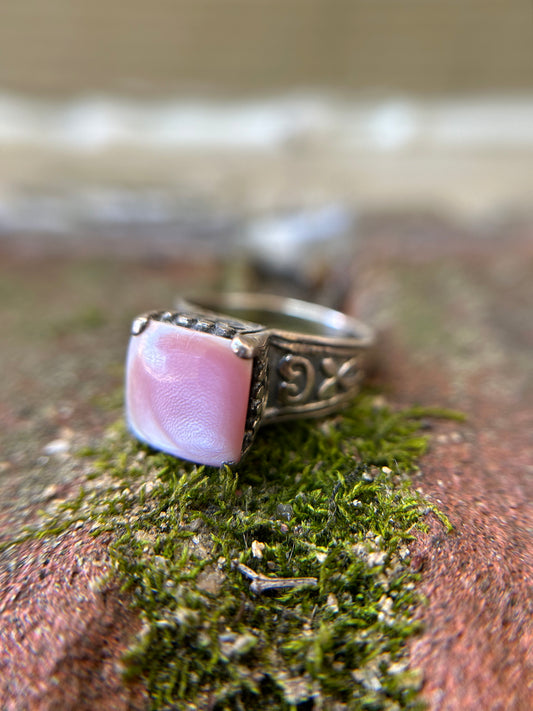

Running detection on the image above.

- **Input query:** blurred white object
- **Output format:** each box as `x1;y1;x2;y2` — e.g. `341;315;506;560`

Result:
243;204;354;277
2;92;533;152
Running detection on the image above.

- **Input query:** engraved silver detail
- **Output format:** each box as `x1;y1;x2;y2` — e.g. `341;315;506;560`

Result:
278;354;315;405
318;356;361;400
263;336;366;423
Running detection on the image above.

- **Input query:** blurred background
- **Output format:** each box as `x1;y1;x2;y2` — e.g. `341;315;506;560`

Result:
1;0;533;423
1;0;533;279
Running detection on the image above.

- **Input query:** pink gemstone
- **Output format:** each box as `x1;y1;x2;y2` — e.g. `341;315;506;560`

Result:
125;320;253;466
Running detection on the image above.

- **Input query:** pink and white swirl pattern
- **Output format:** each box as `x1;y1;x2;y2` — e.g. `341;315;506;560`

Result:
126;320;252;466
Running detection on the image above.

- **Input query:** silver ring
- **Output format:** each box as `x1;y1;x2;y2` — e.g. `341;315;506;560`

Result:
125;294;374;466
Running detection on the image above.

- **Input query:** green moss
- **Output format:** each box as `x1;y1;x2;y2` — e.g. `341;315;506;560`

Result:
31;393;456;710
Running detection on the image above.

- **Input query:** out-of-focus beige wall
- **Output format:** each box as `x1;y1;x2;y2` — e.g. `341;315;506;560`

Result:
1;0;533;95
1;0;532;233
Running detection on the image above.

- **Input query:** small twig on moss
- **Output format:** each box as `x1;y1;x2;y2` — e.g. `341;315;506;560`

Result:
234;561;318;594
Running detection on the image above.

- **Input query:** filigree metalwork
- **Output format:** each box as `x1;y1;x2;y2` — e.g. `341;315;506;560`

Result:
131;309;253;340
264;346;363;420
278;354;316;405
318;356;361;400
241;345;268;457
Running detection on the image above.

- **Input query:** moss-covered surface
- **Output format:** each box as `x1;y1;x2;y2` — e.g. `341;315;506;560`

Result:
26;392;456;711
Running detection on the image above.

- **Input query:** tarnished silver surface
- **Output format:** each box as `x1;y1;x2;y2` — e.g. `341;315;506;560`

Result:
132;294;374;461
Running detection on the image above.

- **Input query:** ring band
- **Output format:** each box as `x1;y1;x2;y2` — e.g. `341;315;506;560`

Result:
125;294;374;466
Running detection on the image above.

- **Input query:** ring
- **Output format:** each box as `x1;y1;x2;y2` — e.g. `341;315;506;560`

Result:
125;294;374;466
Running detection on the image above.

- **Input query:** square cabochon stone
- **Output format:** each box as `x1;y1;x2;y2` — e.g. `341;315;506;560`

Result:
126;320;253;466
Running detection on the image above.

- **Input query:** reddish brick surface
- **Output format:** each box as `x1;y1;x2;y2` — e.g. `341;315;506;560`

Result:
353;222;533;711
0;531;147;711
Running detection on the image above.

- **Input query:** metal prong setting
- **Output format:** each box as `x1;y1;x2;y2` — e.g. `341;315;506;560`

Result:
131;315;150;336
231;330;270;359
